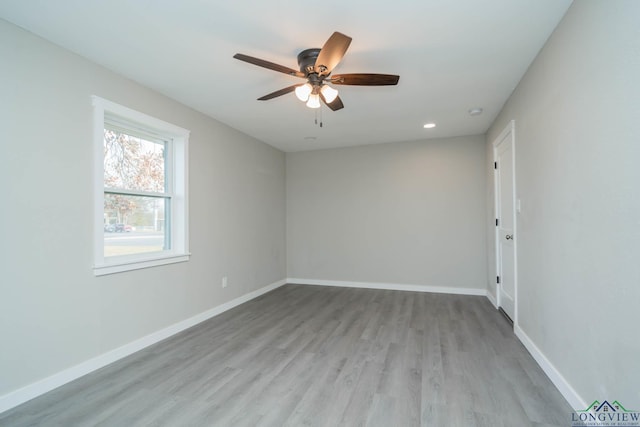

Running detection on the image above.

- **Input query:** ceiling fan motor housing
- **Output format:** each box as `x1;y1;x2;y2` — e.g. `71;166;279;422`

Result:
297;48;322;75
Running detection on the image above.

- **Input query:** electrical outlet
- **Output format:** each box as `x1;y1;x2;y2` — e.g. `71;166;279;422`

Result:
222;276;228;288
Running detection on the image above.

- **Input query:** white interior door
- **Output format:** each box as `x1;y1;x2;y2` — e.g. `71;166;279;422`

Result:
494;123;516;322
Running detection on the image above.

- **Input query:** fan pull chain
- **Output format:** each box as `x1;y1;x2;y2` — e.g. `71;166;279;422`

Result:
313;107;324;127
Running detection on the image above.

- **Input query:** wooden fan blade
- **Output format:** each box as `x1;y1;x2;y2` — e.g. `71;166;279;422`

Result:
330;73;400;86
321;94;344;111
314;32;352;76
258;85;299;100
234;53;305;78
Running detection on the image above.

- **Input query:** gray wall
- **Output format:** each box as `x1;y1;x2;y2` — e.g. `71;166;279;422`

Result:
287;136;487;290
0;19;286;396
486;0;640;406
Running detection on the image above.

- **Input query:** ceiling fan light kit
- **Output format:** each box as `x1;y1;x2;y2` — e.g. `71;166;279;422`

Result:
233;31;400;112
306;93;321;109
320;84;339;103
295;83;313;101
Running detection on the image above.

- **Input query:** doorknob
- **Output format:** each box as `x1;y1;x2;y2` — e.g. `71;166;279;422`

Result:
505;234;513;240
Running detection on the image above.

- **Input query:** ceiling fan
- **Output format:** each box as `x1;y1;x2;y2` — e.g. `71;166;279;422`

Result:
233;31;400;111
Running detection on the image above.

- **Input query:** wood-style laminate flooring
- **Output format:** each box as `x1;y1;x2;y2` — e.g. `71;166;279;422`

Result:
0;284;573;426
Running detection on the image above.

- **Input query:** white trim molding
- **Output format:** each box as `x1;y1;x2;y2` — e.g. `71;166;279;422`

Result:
287;278;487;296
486;290;498;309
492;119;518;325
92;95;190;276
515;324;586;411
0;279;287;414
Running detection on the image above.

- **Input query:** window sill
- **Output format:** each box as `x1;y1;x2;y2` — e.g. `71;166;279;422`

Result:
94;253;190;276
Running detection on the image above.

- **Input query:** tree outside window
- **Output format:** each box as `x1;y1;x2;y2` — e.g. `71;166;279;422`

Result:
103;127;169;256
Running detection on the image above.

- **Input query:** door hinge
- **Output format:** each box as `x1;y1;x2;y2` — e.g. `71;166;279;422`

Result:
497;276;500;284
494;161;497;169
496;218;499;226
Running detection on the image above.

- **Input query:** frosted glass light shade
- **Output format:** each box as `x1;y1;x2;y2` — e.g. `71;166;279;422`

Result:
306;93;321;109
320;84;339;103
295;83;313;101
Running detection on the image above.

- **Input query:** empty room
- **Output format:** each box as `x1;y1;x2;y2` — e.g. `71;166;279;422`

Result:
1;1;638;426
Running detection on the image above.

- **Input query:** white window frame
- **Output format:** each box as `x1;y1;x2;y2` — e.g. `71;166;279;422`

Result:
92;96;190;276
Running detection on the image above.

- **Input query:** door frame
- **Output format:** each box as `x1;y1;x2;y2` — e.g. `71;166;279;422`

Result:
493;120;518;326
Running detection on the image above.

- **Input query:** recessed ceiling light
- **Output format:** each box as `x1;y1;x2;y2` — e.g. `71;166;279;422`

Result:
468;108;483;116
423;123;436;129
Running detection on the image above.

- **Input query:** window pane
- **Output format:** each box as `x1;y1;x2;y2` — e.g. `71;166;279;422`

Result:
104;128;166;192
104;194;169;257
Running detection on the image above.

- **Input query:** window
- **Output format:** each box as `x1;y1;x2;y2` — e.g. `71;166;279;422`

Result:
92;96;189;275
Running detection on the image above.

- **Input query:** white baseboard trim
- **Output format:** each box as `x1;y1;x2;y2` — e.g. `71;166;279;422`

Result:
514;324;586;411
0;279;287;415
287;278;487;296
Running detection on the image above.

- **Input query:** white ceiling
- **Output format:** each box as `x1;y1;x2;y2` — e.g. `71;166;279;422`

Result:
0;0;572;152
